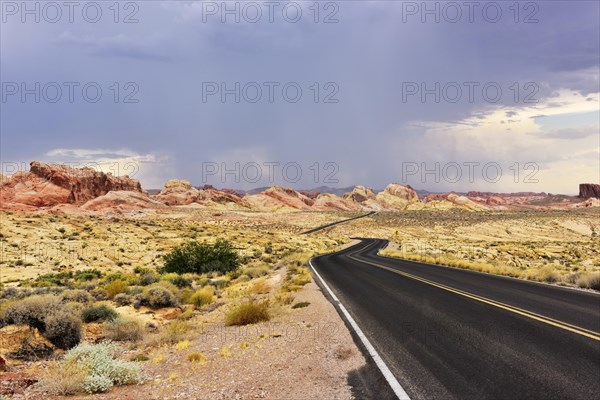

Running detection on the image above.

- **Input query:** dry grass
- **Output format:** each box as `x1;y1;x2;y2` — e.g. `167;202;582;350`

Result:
251;280;272;295
187;351;207;363
39;359;87;396
107;317;144;342
576;272;600;290
225;301;270;326
188;286;215;308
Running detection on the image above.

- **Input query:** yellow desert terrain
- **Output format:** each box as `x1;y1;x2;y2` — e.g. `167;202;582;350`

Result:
0;163;599;398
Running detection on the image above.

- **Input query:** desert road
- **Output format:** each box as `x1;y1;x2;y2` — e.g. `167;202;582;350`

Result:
301;211;376;234
310;239;600;400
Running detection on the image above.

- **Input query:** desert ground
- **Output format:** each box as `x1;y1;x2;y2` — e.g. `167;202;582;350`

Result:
1;165;599;398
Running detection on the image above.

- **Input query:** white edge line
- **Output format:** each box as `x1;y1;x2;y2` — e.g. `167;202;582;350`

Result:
309;258;411;400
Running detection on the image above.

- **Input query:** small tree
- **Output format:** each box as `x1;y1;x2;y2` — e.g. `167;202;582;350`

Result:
161;239;240;274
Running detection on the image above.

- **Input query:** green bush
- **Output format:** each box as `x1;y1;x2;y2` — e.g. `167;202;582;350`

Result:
81;304;119;323
167;274;193;288
161;240;240;275
74;269;103;282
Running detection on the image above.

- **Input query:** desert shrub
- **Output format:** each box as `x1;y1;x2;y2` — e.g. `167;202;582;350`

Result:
161;239;240;275
81;304;118;323
168;275;193;288
528;266;560;283
147;320;193;346
63;341;143;394
187;352;206;363
83;374;114;394
139;272;159;286
91;287;109;301
31;271;73;287
104;280;128;299
61;289;92;304
0;295;60;331
113;293;132;306
244;265;270;279
44;310;82;350
179;309;194;320
275;293;295;305
1;295;81;349
225;301;270;326
74;269;103;282
576;272;600;290
107;318;143;342
39;359;87;396
0;287;20;300
140;285;178;309
188;287;215;308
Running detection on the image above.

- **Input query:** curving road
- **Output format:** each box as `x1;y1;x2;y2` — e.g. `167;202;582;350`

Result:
310;239;600;400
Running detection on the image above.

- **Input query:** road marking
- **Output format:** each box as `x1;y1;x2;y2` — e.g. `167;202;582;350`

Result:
308;258;411;400
348;255;600;342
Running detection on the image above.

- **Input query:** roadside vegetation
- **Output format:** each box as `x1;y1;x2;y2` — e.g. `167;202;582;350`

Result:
0;210;334;397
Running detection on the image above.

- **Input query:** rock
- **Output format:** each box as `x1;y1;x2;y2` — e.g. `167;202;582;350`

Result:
0;372;38;396
312;193;360;211
299;191;321;199
159;308;183;320
154;180;247;207
81;190;165;212
0;161;143;208
572;198;600;208
343;186;376;204
0;355;7;372
244;186;314;211
154;179;201;205
579;183;600;199
423;192;488;211
375;183;420;209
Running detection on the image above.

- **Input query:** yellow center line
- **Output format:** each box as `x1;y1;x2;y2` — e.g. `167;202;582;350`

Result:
347;255;600;342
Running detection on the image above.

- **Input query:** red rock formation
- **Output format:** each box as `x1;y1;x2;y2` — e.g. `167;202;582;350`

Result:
579;183;600;199
154;180;248;207
0;161;143;207
299;190;321;199
81;191;165;212
244;186;314;211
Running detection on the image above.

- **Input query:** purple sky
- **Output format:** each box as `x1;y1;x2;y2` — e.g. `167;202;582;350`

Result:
1;1;599;194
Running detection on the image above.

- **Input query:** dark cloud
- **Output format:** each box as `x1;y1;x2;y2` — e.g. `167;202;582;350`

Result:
1;1;598;192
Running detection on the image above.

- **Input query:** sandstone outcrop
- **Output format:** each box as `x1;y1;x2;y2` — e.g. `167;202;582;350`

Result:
375;183;420;209
579;183;600;199
81;191;165;212
0;161;143;208
244;186;314;211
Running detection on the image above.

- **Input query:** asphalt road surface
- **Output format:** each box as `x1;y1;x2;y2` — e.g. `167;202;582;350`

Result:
310;239;600;400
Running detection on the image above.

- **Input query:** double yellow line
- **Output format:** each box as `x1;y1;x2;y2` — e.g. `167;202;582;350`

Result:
347;254;600;341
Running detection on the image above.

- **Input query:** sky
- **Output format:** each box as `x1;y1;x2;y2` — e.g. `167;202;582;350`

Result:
1;0;599;194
